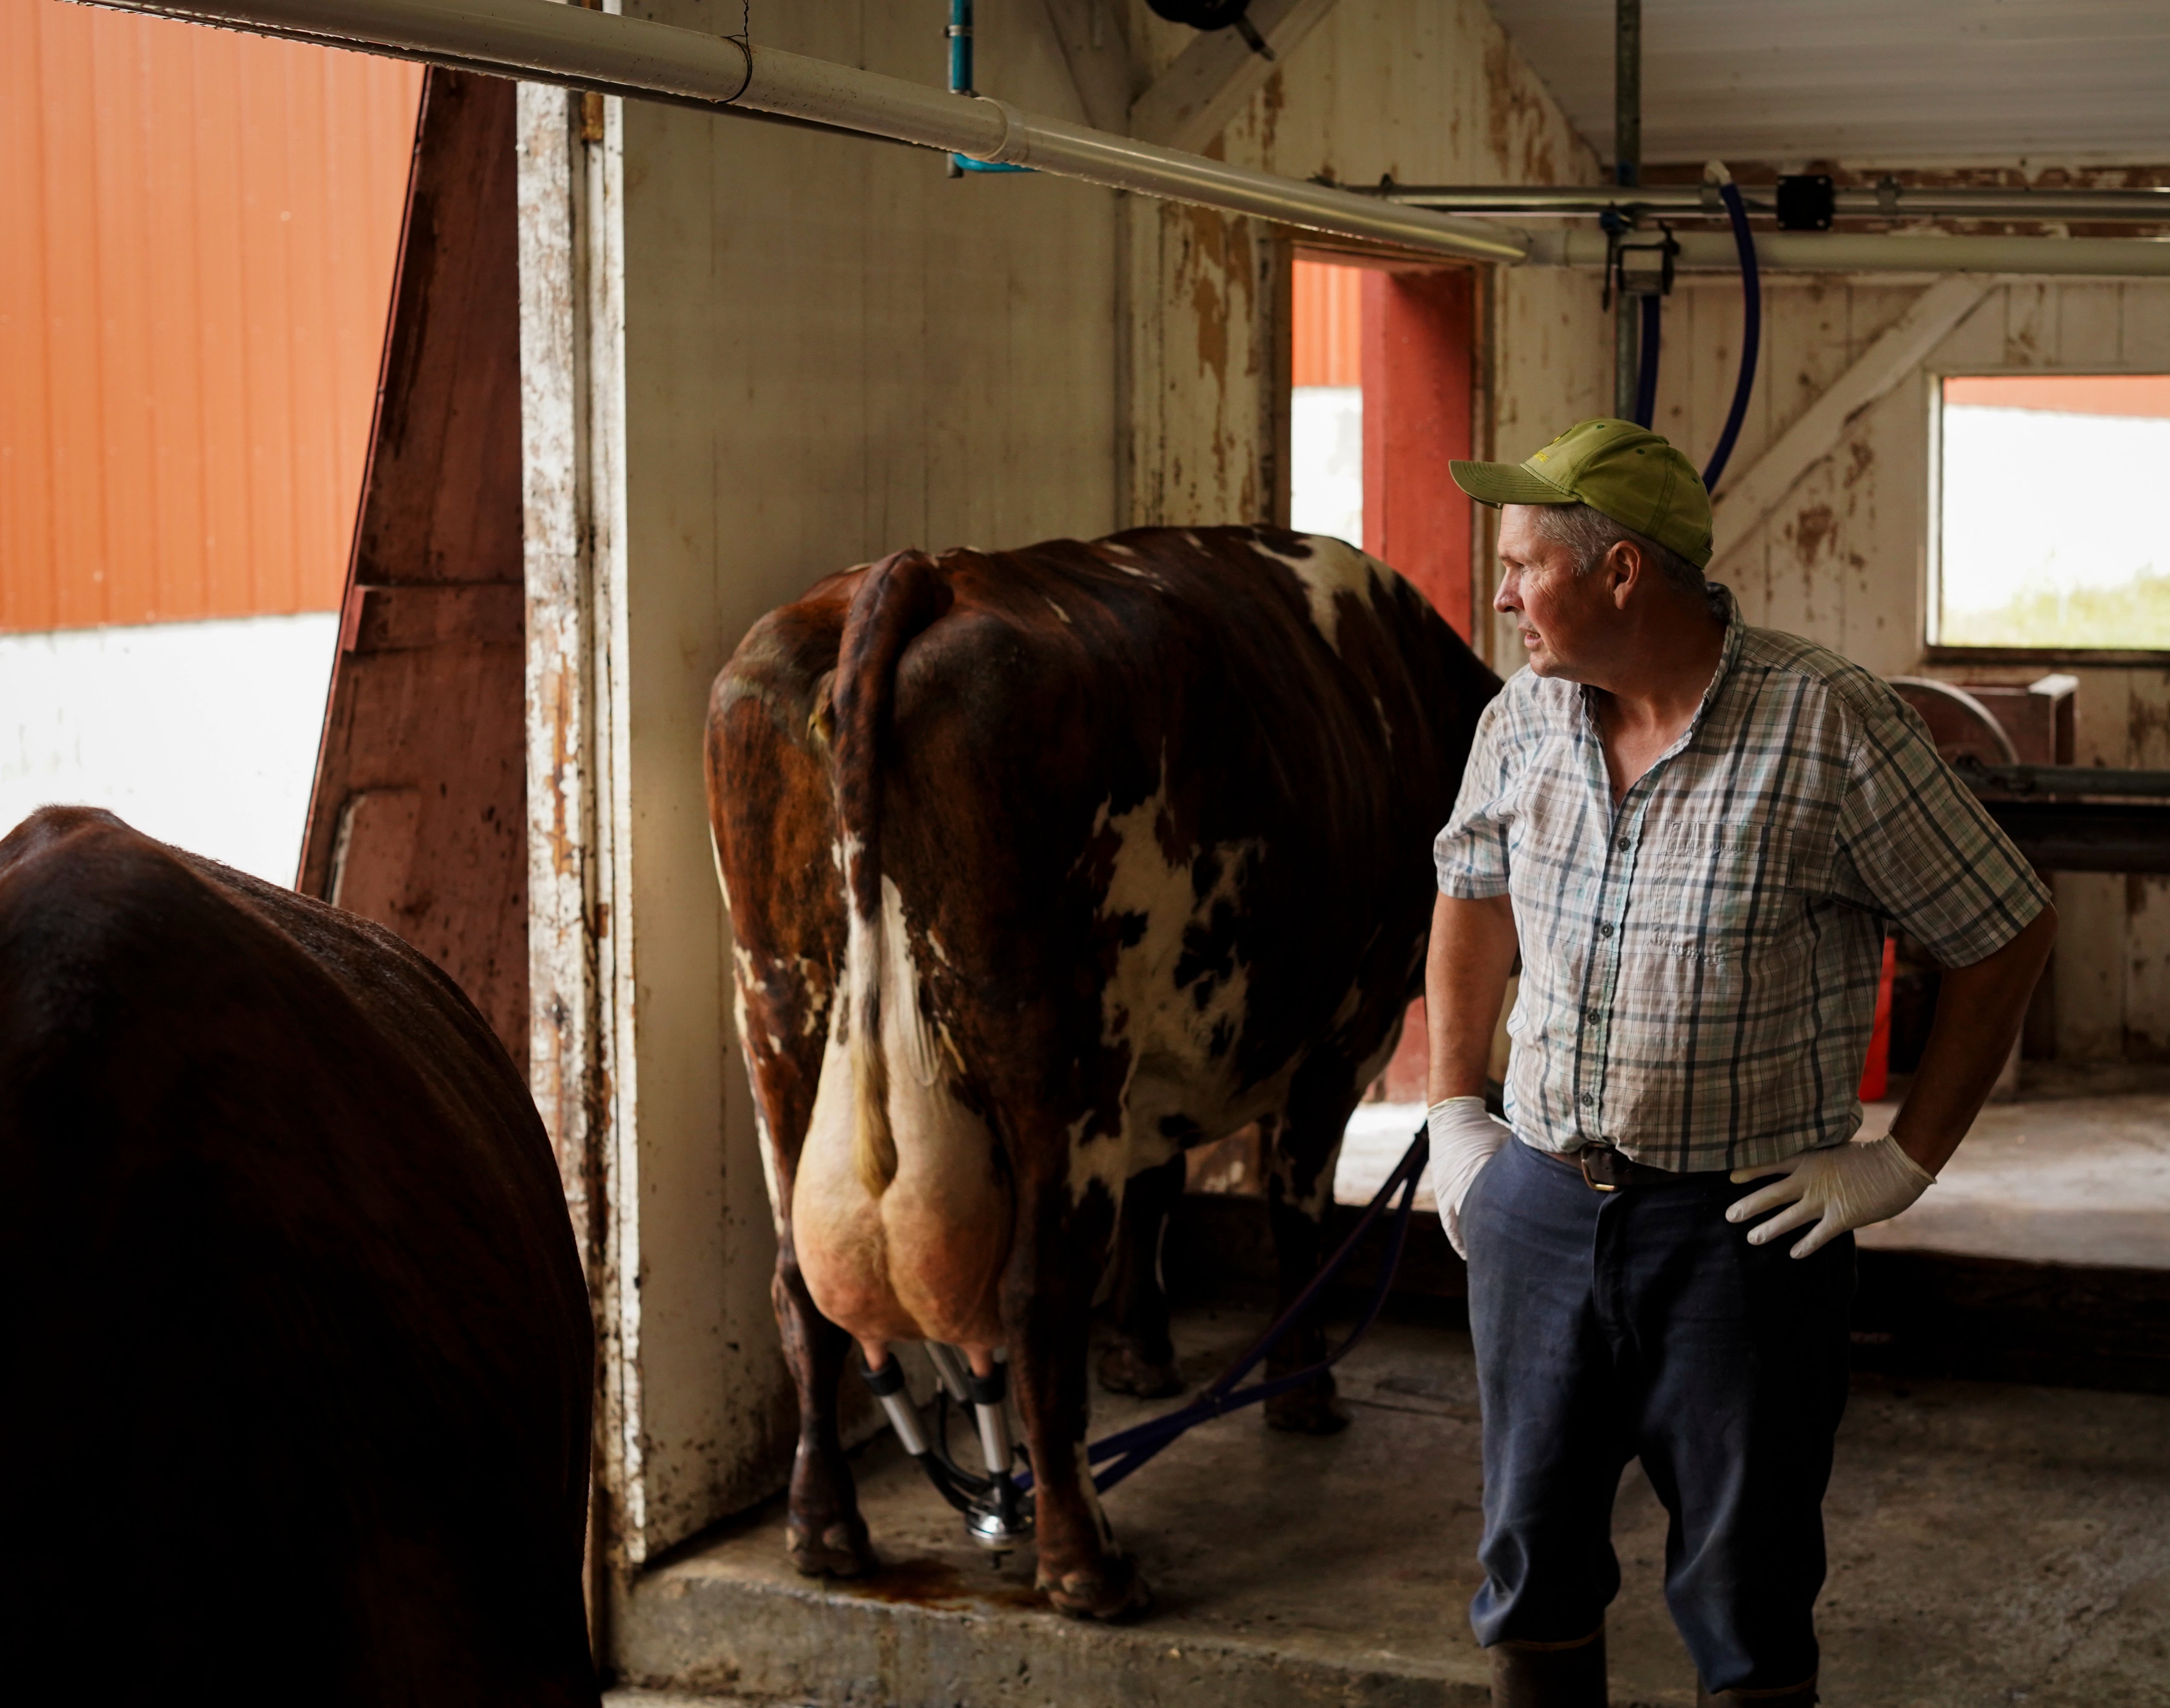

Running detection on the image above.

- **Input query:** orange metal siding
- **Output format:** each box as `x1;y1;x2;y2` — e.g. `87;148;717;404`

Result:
1291;259;1363;388
1944;373;2170;418
0;0;420;632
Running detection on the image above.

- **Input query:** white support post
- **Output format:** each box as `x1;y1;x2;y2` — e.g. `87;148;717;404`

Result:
518;72;644;1579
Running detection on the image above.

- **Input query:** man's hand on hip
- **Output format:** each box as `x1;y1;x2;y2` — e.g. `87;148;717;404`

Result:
1726;1136;1934;1258
1429;1096;1510;1258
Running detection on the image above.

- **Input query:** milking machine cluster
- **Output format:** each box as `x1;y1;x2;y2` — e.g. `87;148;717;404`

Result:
860;1125;1433;1556
860;1343;1033;1552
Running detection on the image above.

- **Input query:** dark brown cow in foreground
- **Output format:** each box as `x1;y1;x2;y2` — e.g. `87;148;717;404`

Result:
0;808;597;1707
708;527;1497;1618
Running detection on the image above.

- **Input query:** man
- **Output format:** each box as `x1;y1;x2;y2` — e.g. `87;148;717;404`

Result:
1426;419;2056;1708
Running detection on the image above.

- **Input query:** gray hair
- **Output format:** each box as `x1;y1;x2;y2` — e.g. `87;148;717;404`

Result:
1531;503;1707;598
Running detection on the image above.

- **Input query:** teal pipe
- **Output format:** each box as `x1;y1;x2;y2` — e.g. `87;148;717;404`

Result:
947;0;1028;175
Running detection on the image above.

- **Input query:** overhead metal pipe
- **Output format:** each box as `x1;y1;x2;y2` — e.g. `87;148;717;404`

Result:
74;0;1530;265
1372;184;2170;225
1524;228;2170;278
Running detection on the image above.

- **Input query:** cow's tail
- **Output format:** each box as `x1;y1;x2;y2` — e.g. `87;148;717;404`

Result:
832;550;951;1199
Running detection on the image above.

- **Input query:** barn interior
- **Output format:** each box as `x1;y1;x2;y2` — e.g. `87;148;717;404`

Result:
5;1;2169;1704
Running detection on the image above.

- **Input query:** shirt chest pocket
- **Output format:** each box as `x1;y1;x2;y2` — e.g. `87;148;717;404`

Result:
1624;821;1802;978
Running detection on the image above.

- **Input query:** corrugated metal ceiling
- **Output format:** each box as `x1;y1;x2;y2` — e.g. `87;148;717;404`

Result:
1487;0;2170;167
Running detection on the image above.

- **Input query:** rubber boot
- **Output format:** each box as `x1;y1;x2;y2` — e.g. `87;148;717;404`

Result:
1696;1675;1818;1706
1490;1625;1606;1707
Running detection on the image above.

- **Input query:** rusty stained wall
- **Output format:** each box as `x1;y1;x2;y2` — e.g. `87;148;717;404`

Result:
1654;274;2170;1062
0;0;418;631
545;0;1126;1565
1122;0;1610;655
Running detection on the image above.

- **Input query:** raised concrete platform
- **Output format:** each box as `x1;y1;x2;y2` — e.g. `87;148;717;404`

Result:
1854;1082;2170;1269
610;1311;2170;1708
1339;1075;2170;1272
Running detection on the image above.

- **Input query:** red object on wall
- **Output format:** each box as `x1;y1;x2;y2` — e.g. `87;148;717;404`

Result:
0;0;418;632
1361;268;1476;639
1859;935;1897;1103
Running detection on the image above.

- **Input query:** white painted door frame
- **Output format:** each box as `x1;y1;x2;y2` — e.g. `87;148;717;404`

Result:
518;78;646;1575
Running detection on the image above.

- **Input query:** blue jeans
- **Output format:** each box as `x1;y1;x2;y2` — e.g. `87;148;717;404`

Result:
1462;1138;1854;1694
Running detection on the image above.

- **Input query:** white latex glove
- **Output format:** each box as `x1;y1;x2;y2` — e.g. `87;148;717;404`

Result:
1726;1136;1935;1259
1429;1096;1511;1260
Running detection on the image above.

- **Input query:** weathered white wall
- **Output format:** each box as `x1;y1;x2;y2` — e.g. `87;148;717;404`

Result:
1124;0;1613;643
524;0;1128;1569
527;0;2170;1603
1650;273;2170;1060
568;0;1606;1567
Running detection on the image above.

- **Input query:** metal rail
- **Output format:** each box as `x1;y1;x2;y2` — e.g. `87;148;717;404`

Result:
73;0;1531;265
1367;184;2170;224
1982;801;2170;875
1953;757;2170;799
1521;228;2170;277
70;0;2170;282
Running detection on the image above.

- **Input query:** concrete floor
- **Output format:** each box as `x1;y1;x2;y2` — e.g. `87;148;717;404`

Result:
609;1308;2170;1708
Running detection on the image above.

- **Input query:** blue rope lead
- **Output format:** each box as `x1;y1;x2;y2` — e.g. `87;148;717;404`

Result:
1012;1124;1434;1497
1633;292;1662;429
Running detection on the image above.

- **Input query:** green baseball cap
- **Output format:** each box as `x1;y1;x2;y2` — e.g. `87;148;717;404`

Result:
1450;418;1714;569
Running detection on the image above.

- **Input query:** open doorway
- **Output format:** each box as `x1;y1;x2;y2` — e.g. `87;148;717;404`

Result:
1289;254;1481;1112
1289;255;1478;641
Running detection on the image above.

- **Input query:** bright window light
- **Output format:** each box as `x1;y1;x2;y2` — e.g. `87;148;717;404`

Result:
1939;374;2170;650
1290;260;1365;547
0;614;337;883
1291;387;1363;543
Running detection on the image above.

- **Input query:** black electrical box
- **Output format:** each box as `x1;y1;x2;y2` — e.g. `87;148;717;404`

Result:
1777;175;1836;232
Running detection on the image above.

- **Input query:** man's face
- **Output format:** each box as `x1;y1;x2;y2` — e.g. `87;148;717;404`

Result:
1494;505;1615;679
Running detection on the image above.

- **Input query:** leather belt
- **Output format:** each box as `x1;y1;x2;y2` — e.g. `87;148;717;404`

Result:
1541;1145;1701;1192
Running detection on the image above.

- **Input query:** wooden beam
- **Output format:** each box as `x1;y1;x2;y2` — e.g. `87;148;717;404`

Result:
1038;0;1138;136
1130;0;1338;154
298;67;528;1062
1710;275;1989;559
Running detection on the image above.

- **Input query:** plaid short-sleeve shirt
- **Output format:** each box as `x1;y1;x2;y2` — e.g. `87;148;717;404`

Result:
1434;585;2049;1174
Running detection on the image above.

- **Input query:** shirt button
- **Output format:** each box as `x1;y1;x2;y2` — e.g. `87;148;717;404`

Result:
1580;1094;1594;1107
1617;837;1631;851
1598;922;1614;938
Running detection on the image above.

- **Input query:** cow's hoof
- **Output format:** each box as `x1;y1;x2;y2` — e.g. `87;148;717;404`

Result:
1264;1386;1350;1436
1097;1340;1184;1398
787;1518;876;1579
1042;1554;1153;1622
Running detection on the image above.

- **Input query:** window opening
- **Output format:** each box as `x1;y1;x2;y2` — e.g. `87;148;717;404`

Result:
1938;374;2170;651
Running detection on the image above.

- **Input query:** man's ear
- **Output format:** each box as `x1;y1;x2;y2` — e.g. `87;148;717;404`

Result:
1604;538;1643;609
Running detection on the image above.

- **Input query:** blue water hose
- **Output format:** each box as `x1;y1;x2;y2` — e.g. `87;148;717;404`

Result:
1700;180;1760;492
1633;292;1662;428
947;0;1029;175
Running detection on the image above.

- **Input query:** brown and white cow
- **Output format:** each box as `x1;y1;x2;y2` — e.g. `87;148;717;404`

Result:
0;807;597;1706
706;527;1497;1618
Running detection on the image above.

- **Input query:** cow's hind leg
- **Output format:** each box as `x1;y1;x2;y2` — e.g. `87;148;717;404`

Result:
774;1228;876;1577
1260;1090;1359;1436
1006;1157;1151;1621
1096;1152;1185;1399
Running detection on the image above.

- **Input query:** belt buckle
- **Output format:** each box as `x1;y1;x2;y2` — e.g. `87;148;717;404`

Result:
1578;1150;1618;1193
